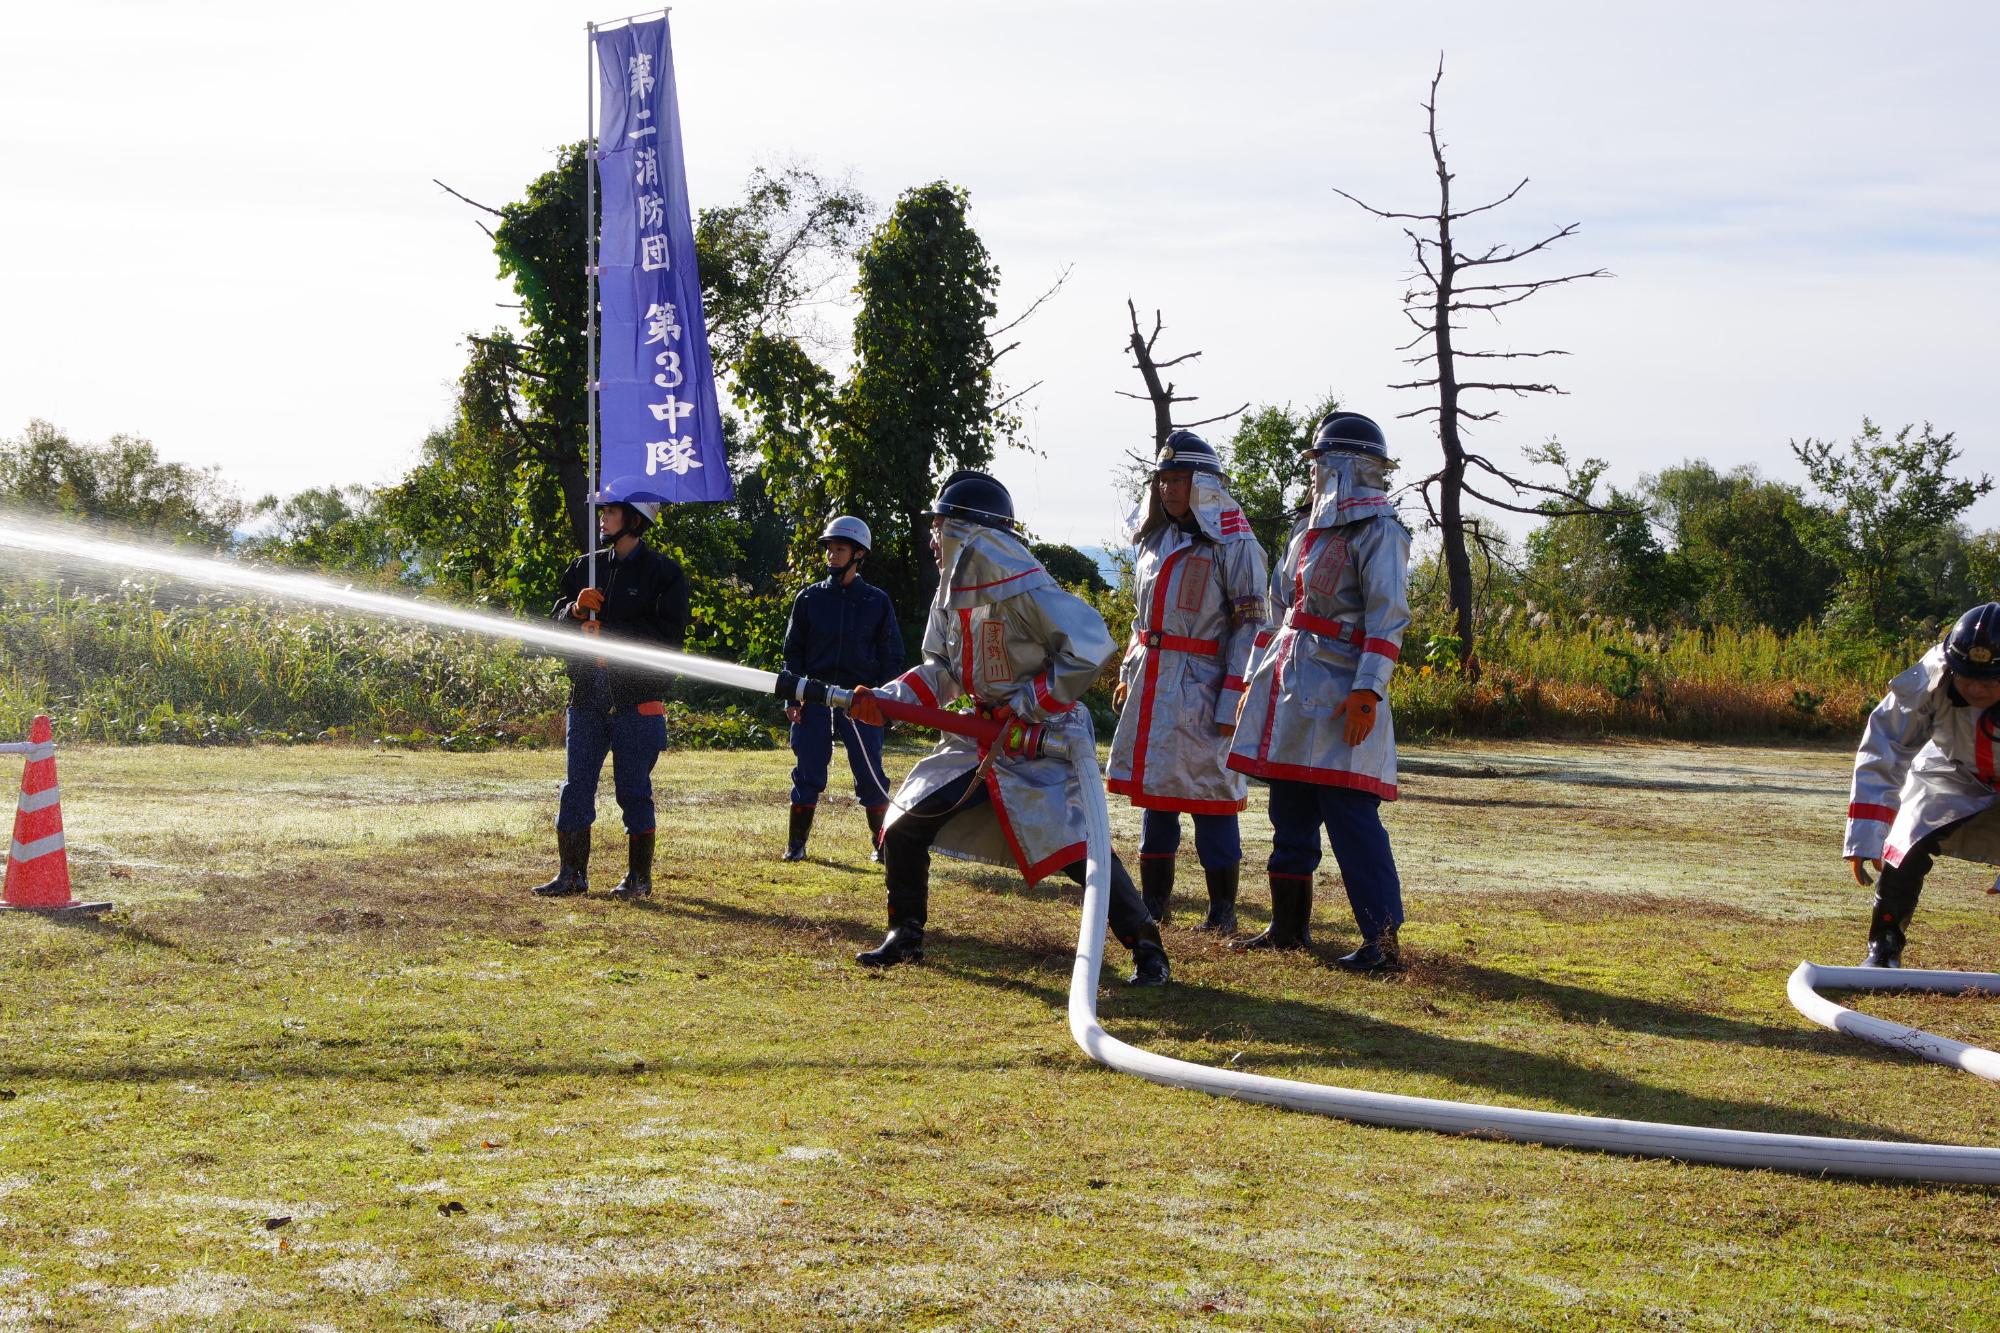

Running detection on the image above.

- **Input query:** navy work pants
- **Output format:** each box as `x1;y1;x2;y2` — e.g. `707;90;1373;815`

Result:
788;703;889;808
1265;779;1403;941
556;704;667;835
1139;808;1243;868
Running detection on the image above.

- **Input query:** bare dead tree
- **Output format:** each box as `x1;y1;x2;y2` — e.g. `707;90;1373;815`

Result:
1333;56;1613;673
1117;298;1250;456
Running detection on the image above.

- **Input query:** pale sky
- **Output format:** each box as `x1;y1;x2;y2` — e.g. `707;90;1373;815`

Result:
4;1;1997;552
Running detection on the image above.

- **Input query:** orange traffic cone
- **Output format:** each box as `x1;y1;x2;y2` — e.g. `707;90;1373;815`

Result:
2;716;110;916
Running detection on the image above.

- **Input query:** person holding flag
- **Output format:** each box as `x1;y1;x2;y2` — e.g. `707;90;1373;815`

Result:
844;471;1170;987
1106;430;1269;931
531;484;689;901
780;516;905;862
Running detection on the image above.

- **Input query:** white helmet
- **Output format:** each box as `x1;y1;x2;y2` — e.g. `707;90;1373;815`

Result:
591;477;662;528
820;515;872;551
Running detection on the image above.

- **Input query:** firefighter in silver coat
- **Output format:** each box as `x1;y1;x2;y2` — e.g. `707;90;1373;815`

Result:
1107;430;1269;932
1845;602;2000;966
846;470;1170;986
1227;412;1411;971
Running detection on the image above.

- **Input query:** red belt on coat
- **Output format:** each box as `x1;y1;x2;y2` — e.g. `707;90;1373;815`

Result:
1284;610;1366;646
1134;630;1221;654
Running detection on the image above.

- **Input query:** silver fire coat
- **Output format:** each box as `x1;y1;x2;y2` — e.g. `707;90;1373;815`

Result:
1227;454;1410;798
877;519;1120;884
1106;476;1270;813
1845;644;2000;868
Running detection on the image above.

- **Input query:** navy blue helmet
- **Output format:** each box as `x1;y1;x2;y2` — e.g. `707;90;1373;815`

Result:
1945;602;2000;680
924;469;1016;531
1154;429;1224;476
1308;412;1389;459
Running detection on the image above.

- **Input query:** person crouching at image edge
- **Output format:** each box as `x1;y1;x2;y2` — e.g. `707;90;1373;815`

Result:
1845;601;2000;967
533;481;690;901
1106;429;1270;932
1226;412;1411;972
780;515;904;863
845;469;1170;986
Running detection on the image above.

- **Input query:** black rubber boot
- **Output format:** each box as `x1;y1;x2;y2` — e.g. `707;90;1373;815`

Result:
1237;873;1312;951
857;922;925;967
781;804;814;862
531;828;590;898
1199;864;1239;934
1126;923;1170;987
1861;856;1926;968
865;804;888;864
1139;857;1175;924
1334;924;1403;974
610;830;654;900
858;837;928;968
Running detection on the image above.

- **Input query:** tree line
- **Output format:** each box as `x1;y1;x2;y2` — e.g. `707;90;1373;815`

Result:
5;135;1993;668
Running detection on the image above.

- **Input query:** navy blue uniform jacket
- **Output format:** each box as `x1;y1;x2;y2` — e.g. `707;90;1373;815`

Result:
783;574;904;689
550;543;690;709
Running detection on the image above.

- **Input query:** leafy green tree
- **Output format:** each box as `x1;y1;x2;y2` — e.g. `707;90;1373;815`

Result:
242;484;402;577
0;420;243;546
1791;419;1994;638
697;165;872;367
1222;396;1340;560
1032;542;1110;594
1643;460;1837;630
826;181;1007;615
375;157;864;611
1521;443;1695;626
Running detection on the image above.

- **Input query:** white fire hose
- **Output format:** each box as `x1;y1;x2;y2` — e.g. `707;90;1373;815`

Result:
1787;963;2000;1084
1063;743;2000;1184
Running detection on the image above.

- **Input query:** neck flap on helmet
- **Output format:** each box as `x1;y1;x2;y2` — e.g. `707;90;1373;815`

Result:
933;518;1055;611
1306;452;1395;529
1128;471;1255;546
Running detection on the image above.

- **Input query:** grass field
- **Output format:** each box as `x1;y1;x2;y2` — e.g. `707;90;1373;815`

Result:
3;739;2000;1330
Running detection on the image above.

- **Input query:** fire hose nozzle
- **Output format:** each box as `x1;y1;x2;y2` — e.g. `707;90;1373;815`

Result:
785;672;1072;762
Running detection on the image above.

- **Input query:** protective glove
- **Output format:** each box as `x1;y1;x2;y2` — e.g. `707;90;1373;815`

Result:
1112;679;1129;711
1334;688;1380;747
785;704;802;725
578;620;603;638
847;685;884;727
571;587;606;619
1847;855;1882;887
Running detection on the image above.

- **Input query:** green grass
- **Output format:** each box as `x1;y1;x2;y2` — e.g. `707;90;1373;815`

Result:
3;740;2000;1329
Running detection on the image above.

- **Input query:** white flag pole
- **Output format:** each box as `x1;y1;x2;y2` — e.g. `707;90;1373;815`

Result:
584;21;600;598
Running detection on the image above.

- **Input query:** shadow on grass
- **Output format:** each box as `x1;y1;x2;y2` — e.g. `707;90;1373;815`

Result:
44;912;183;951
1400;757;1832;800
926;938;1920;1145
625;890;884;946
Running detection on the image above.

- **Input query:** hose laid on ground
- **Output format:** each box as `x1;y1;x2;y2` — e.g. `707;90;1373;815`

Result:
1787;963;2000;1084
1061;741;2000;1184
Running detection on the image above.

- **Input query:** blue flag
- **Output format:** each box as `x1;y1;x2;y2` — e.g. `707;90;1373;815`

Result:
592;17;730;503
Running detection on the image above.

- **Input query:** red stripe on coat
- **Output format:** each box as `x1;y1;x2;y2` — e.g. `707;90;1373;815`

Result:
1846;802;1898;823
896;670;938;710
1226;753;1399;801
1106;777;1248;815
1126;545;1191;805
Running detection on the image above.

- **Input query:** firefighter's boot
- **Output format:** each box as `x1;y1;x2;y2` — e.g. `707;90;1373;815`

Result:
531;828;590;898
1237;873;1312;951
1199;863;1240;934
610;830;654;900
1140;856;1175;924
865;804;888;864
781;804;814;862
